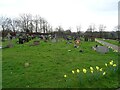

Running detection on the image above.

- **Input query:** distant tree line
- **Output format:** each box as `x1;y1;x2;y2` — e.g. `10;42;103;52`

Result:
0;14;119;41
0;13;53;39
84;24;120;40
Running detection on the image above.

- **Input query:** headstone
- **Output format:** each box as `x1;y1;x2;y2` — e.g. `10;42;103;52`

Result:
33;41;40;45
51;38;56;43
19;36;24;44
84;37;88;41
7;33;11;40
7;33;13;48
96;46;109;54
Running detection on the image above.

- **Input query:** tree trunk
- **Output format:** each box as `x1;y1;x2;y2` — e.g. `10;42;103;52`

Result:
35;23;38;33
2;25;5;41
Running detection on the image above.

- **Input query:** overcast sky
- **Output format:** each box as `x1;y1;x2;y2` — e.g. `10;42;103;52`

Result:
0;0;119;32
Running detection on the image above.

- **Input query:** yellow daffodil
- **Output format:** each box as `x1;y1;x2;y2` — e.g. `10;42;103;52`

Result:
77;69;80;73
72;70;75;74
90;67;93;71
103;72;106;76
96;66;99;70
100;68;102;71
83;68;87;73
91;70;93;73
115;50;118;52
105;63;107;67
113;50;118;52
113;64;117;67
111;60;113;63
64;74;67;78
109;61;113;65
68;50;71;52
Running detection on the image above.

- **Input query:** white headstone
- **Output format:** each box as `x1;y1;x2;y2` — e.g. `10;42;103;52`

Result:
7;33;11;40
51;38;56;43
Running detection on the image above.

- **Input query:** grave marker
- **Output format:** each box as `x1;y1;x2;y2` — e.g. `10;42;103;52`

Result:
96;46;109;54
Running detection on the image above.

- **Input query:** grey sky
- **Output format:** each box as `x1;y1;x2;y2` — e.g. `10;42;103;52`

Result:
0;0;118;32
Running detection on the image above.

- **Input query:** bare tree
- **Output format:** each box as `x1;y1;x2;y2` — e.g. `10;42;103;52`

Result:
6;18;20;34
39;17;42;33
99;24;106;38
76;25;81;37
0;13;52;34
42;19;46;33
0;17;11;40
19;13;32;33
33;15;40;33
28;20;34;33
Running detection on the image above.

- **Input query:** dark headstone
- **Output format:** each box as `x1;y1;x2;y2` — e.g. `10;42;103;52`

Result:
19;38;23;44
33;41;40;45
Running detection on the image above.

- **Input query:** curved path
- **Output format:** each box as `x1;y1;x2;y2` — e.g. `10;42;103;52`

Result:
95;39;119;52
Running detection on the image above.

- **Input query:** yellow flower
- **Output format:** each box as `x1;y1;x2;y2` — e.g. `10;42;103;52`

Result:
83;68;87;73
109;61;113;65
111;60;113;63
115;50;118;52
91;70;93;73
100;68;102;71
77;69;80;73
113;64;117;67
72;70;75;74
90;67;93;71
105;63;107;67
96;66;99;70
113;50;118;52
103;72;106;75
64;74;67;78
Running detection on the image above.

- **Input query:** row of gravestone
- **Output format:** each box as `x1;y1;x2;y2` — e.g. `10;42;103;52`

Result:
18;34;56;44
18;34;35;44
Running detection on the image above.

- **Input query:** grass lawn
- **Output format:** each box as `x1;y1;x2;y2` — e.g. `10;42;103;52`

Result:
2;38;119;88
97;38;120;46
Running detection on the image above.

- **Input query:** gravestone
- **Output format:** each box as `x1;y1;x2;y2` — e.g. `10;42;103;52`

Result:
7;33;13;48
33;41;40;45
7;33;12;40
19;36;24;44
51;38;56;43
96;46;109;54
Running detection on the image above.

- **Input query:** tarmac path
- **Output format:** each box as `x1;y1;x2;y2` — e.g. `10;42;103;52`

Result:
95;39;119;52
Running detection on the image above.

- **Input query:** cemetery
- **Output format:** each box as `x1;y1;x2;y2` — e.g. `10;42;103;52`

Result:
0;1;119;87
1;31;119;88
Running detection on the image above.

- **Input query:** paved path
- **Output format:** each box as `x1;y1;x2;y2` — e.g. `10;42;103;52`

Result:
95;39;119;52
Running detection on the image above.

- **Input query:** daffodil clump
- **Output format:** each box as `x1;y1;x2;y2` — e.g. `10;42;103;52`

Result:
106;60;118;73
63;60;118;87
113;50;118;52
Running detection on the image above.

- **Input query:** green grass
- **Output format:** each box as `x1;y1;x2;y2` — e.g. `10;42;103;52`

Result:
2;38;119;88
